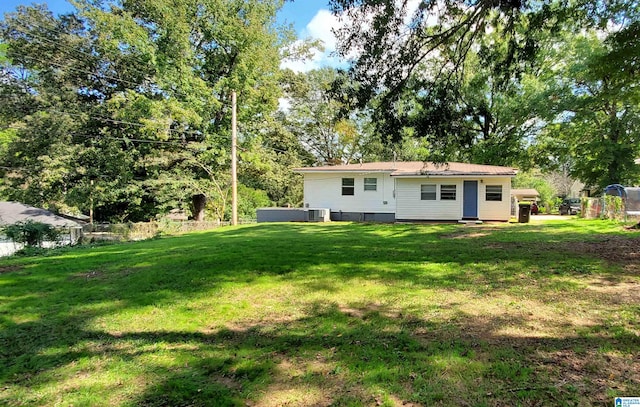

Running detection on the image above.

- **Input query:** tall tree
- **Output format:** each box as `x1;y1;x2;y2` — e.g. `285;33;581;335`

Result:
328;0;638;166
84;0;286;220
0;6;142;219
533;31;640;189
237;110;314;207
283;67;374;165
0;1;288;221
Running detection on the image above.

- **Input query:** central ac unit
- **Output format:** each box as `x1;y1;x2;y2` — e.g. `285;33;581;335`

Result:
306;209;328;222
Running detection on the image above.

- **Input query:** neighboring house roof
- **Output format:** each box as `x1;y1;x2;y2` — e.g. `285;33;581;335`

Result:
0;202;81;228
511;189;540;197
166;209;189;221
295;161;518;177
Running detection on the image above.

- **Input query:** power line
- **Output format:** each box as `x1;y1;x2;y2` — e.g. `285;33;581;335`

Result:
0;48;232;144
9;12;157;69
46;109;215;140
5;41;152;91
1;109;229;146
9;21;102;63
5;23;217;101
3;23;306;164
3;18;258;144
7;17;156;89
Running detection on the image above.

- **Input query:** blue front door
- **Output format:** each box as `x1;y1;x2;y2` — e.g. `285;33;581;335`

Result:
463;181;478;219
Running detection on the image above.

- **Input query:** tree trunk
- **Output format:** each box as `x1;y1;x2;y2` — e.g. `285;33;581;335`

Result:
192;194;207;222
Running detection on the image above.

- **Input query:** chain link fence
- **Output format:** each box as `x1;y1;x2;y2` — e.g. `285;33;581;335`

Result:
582;196;639;222
81;219;256;242
2;220;255;257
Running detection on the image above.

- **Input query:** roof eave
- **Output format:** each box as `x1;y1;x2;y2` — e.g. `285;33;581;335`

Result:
390;172;517;177
294;168;394;173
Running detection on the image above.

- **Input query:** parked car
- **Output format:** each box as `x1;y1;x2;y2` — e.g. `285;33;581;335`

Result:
559;198;581;215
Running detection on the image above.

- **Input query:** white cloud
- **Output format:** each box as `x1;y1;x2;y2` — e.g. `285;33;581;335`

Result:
280;9;348;73
405;0;422;21
305;9;339;51
280;1;435;73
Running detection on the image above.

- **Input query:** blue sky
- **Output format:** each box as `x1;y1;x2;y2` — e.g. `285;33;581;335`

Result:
0;0;339;71
0;0;325;31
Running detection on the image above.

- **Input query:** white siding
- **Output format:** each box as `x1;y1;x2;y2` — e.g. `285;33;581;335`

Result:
303;173;513;221
396;178;463;220
396;177;512;221
303;172;395;213
478;179;512;221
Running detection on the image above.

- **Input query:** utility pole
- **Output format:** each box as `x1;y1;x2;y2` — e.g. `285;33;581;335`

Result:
231;91;238;226
89;179;94;224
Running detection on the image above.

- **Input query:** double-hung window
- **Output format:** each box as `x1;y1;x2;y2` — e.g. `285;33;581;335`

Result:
486;185;503;201
342;178;355;196
364;178;377;191
440;185;457;200
421;184;436;200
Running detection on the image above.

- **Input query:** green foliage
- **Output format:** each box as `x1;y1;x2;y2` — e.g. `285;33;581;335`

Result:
382;49;544;165
3;220;59;247
534;31;640;189
2;0;637;223
327;0;639;183
0;127;16;156
0;42;7;63
0;1;291;222
238;117;311;207
603;195;625;221
512;171;556;208
550;196;564;212
11;245;50;257
237;184;271;221
326;0;565;163
282;68;375;165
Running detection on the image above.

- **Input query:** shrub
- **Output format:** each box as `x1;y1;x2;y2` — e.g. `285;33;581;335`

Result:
3;221;60;247
602;195;625;220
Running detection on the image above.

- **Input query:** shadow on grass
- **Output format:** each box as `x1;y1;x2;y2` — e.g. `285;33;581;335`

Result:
123;302;640;406
4;300;638;405
1;221;639;405
2;222;629;325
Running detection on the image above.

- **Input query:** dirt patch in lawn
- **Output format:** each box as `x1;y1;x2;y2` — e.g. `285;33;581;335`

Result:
481;234;640;270
0;265;23;274
440;227;501;240
535;347;640;405
70;270;106;280
566;235;640;265
585;279;640;307
248;353;372;407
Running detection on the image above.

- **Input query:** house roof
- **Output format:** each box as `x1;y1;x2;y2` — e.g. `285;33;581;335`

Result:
295;161;517;177
0;202;82;228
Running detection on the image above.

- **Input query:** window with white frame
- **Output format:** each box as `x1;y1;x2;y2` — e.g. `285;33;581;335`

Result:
440;184;457;200
364;177;377;191
342;178;355;195
421;184;436;200
486;185;503;201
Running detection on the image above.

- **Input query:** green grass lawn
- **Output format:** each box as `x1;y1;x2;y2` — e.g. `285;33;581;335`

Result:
1;219;639;406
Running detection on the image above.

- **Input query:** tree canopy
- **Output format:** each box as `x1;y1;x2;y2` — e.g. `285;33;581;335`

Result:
1;0;639;223
328;0;640;188
0;0;291;221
